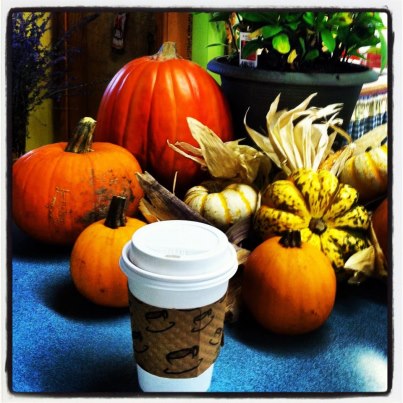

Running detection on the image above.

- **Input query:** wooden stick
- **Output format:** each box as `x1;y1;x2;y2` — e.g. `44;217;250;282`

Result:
136;171;212;224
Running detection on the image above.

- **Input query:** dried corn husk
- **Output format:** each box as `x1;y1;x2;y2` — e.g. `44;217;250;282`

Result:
319;146;355;177
244;93;350;176
349;124;387;155
344;247;387;285
225;217;252;265
342;210;388;285
344;247;377;285
320;124;388;176
369;219;388;278
168;117;272;186
224;271;244;323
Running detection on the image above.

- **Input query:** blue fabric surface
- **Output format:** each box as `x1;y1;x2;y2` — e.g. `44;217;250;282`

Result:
9;224;390;396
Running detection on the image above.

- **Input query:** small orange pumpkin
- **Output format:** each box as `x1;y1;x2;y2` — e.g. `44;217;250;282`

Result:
242;231;336;335
70;196;146;307
12;117;144;245
372;198;388;261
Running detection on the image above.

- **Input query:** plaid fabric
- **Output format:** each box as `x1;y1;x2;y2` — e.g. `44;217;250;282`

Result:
348;90;388;140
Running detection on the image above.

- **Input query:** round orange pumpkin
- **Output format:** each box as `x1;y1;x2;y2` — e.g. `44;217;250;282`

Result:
243;231;336;335
12;117;144;245
94;42;233;193
70;196;146;307
372;198;388;261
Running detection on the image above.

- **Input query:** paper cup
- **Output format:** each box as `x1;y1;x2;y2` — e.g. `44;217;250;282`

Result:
120;220;238;392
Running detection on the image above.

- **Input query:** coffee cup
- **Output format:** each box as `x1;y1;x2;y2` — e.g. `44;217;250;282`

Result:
120;220;238;392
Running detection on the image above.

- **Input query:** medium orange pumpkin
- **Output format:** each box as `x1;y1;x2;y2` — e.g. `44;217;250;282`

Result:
70;196;146;307
94;42;233;193
243;231;336;335
372;198;388;261
12;117;144;245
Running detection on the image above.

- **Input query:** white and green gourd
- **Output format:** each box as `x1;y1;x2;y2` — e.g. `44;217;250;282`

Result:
184;180;258;231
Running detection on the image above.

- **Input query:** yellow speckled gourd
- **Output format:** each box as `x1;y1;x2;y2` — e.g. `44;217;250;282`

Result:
339;143;387;202
184;180;258;230
254;168;370;269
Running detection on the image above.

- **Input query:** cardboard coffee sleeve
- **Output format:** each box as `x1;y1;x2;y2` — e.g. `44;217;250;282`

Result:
128;292;226;379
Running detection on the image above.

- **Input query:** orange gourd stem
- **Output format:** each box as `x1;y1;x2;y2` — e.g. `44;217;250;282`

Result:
65;117;96;153
104;196;127;229
279;230;302;248
151;41;181;61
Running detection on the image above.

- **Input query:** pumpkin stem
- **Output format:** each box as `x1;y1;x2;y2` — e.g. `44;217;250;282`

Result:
65;117;96;153
309;217;327;235
151;41;180;61
104;196;127;229
279;230;302;248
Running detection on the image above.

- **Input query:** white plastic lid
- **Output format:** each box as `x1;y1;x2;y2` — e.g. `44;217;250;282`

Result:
120;220;238;308
128;220;232;277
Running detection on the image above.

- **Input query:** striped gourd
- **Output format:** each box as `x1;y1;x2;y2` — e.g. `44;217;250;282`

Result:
184;180;258;230
254;168;370;270
339;143;387;202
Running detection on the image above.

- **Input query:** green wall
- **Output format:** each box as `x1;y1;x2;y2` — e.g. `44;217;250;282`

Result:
191;13;226;83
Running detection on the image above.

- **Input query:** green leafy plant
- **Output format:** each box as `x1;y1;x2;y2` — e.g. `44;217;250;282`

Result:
210;11;387;73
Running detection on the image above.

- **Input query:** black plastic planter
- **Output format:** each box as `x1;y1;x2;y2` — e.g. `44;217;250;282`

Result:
207;56;379;139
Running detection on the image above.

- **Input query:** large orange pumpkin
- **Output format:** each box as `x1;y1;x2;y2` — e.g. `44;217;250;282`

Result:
70;196;146;307
94;42;233;193
12;117;144;245
243;231;336;335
